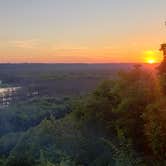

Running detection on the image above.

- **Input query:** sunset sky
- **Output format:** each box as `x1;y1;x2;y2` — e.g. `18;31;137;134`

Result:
0;0;166;63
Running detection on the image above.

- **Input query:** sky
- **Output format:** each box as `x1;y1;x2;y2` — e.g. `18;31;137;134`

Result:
0;0;166;63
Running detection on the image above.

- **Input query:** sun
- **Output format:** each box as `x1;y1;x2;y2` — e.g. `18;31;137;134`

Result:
147;58;156;64
143;50;158;64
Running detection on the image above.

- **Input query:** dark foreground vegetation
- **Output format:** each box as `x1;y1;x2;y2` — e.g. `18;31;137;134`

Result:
0;63;165;166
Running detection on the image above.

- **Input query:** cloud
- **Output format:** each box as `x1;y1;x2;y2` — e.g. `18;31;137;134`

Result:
8;39;42;49
53;46;88;52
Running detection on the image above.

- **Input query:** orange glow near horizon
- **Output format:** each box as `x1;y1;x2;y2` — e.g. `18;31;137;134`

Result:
0;43;164;63
0;31;164;63
143;50;162;64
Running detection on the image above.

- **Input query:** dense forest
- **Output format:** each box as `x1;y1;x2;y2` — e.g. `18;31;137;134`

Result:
0;62;165;166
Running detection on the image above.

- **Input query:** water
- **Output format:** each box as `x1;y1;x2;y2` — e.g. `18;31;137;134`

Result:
0;87;20;107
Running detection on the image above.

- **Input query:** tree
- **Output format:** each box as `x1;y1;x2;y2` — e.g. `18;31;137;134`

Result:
143;100;166;161
103;129;145;166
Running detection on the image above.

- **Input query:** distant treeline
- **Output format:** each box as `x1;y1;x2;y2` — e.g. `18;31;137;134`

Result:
0;63;156;97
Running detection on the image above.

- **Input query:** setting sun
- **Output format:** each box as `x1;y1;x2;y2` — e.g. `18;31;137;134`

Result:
147;59;156;64
143;50;162;64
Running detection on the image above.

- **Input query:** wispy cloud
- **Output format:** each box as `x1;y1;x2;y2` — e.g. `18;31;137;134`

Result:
8;39;42;49
52;46;89;52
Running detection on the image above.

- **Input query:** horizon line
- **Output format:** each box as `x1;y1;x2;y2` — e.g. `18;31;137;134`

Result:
0;62;159;65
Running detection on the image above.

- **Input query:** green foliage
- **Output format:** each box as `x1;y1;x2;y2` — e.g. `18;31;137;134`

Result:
143;100;166;159
37;150;56;166
0;132;22;155
6;155;36;166
103;129;146;166
72;66;165;165
1;65;166;165
158;58;166;94
0;156;6;166
73;67;157;149
73;80;119;136
0;97;69;137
